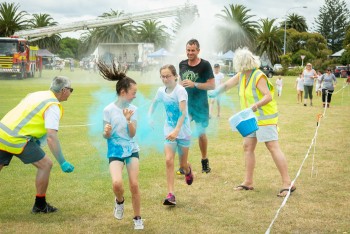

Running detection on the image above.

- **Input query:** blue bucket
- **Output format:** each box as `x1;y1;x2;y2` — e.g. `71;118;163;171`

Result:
229;108;259;137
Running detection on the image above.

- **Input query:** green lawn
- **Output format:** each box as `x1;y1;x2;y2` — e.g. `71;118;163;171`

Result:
0;68;349;233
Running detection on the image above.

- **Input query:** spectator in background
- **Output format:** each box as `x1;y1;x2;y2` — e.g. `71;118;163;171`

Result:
275;76;283;97
302;63;318;106
315;71;322;97
295;73;304;104
209;64;225;118
320;68;337;108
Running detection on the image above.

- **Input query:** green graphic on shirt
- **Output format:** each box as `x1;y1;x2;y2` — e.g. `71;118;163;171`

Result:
182;70;198;82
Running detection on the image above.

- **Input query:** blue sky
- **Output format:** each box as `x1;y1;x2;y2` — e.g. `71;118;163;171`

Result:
12;0;331;38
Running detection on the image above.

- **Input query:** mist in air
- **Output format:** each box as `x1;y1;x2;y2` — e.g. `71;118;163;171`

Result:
87;5;243;161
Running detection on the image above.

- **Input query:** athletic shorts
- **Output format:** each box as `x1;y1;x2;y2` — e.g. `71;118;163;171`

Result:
246;125;278;142
0;139;45;166
164;138;191;148
108;152;139;164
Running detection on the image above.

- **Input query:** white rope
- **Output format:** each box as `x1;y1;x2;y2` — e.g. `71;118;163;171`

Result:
265;111;324;233
333;83;348;95
60;123;96;128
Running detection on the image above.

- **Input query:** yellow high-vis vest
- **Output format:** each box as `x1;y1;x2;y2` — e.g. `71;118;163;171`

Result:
0;91;62;154
238;69;278;126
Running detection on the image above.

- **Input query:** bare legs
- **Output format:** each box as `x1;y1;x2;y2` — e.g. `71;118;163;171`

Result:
237;138;292;190
110;158;141;217
32;155;53;194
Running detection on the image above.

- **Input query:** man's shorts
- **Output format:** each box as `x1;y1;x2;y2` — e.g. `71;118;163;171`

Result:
246;125;278;142
0;139;45;166
109;152;139;165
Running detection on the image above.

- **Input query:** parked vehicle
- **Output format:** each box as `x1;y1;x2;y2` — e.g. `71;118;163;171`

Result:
334;65;350;78
260;65;274;78
273;64;282;71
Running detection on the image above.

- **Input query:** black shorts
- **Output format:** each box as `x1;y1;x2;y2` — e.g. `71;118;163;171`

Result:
108;152;139;164
0;139;45;166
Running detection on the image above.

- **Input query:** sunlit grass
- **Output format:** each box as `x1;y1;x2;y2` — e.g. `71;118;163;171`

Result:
0;68;349;233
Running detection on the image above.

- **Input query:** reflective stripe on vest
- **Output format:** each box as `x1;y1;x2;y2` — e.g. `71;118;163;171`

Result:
0;91;61;154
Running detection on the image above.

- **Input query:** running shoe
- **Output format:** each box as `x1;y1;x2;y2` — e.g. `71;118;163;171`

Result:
185;165;194;185
32;203;58;214
176;168;185;175
133;217;144;230
114;201;124;220
163;193;176;206
201;158;211;173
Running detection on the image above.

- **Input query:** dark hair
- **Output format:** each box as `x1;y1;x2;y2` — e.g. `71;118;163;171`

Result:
186;38;200;49
214;64;220;68
97;59;136;95
160;64;178;81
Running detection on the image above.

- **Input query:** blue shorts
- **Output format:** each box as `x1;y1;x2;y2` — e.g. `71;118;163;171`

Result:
164;138;191;148
108;152;139;164
246;125;278;142
0;139;45;166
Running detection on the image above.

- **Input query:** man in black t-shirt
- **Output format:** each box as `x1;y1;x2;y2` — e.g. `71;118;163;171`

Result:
179;39;215;173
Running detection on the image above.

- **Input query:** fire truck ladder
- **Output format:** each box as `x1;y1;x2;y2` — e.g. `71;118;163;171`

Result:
14;3;198;41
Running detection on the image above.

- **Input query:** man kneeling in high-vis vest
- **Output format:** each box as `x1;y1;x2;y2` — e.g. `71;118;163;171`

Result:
0;76;75;213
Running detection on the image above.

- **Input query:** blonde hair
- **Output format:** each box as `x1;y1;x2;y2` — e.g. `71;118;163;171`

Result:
233;47;260;72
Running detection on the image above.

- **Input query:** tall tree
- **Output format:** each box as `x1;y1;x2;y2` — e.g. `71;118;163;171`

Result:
79;10;136;57
282;13;308;32
28;13;61;52
136;20;169;48
315;0;350;52
0;2;27;36
216;4;259;52
256;18;283;64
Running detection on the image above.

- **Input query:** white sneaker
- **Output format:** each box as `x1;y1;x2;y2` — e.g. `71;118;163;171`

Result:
133;218;144;230
114;202;124;220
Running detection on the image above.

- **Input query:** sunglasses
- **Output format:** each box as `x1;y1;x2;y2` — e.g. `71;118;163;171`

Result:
64;87;74;93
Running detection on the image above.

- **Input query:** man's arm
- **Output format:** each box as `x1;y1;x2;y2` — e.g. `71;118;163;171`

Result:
182;78;215;90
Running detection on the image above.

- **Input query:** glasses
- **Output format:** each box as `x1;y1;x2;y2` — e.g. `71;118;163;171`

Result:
64;87;74;93
160;75;173;79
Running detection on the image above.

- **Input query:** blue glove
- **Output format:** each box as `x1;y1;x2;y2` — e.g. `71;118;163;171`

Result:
208;90;219;98
60;161;74;173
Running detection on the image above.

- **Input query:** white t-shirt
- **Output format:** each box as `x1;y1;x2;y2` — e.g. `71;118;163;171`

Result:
296;77;304;90
154;84;191;140
103;102;139;158
44;105;60;130
276;79;283;88
214;72;224;87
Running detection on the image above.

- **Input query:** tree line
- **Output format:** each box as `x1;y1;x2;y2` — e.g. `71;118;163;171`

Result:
0;0;349;71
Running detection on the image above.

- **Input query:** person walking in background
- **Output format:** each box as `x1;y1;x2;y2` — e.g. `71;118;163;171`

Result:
97;61;144;230
209;64;225;118
295;73;304;104
209;47;295;197
275;76;283;97
315;71;322;97
320;68;337;108
0;76;75;213
148;64;194;206
179;39;215;174
302;63;318;106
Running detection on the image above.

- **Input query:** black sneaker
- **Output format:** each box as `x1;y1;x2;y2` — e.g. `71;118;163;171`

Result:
201;158;211;173
176;168;185;175
32;203;58;214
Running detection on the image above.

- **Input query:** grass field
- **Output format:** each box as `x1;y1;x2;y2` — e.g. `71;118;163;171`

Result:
0;68;349;233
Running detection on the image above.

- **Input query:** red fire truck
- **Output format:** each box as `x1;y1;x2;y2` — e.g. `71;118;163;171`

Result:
0;37;38;79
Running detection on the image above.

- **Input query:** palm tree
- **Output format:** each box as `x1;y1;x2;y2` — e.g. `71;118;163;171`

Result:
0;2;27;36
256;18;283;64
92;10;136;43
282;13;308;32
28;13;61;52
216;4;259;52
136;20;169;48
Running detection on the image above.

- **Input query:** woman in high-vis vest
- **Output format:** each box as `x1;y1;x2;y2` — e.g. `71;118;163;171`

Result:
209;47;295;197
0;76;75;213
